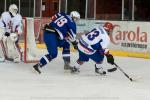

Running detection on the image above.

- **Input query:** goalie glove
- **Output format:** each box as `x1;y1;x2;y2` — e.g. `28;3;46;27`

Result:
72;41;78;50
5;32;10;37
105;54;114;65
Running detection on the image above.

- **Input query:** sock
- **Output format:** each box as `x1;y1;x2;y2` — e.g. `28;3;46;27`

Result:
39;54;52;67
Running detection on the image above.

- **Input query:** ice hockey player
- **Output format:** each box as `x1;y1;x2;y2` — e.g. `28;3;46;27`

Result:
0;4;23;63
71;22;115;75
33;11;80;74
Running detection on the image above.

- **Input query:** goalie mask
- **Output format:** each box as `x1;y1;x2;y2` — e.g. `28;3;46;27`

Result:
103;22;113;35
9;4;18;17
70;11;80;22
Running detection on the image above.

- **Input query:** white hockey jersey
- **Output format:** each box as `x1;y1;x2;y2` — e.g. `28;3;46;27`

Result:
78;27;110;55
0;12;23;34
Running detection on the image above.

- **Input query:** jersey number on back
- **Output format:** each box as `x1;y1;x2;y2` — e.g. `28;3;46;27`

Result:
85;29;99;41
54;16;67;27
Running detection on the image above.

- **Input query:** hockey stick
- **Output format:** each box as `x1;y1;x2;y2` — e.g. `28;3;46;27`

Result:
108;63;142;81
107;67;117;72
113;63;133;81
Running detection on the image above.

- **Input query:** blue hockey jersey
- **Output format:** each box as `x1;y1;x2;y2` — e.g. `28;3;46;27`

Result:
49;12;76;42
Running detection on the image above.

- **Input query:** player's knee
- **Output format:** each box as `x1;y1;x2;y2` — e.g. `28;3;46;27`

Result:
47;49;58;59
50;52;57;59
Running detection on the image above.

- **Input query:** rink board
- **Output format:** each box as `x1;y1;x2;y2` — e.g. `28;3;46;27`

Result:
19;43;150;59
19;19;150;59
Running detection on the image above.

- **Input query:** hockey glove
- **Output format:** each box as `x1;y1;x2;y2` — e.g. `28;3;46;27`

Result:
72;41;78;50
5;32;10;37
44;24;50;30
99;48;109;55
44;24;55;32
106;54;114;65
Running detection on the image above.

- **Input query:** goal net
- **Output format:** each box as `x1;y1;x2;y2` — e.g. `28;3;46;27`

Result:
22;17;49;63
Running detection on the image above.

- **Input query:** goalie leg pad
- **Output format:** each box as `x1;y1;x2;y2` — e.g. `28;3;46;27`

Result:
0;28;5;40
0;28;6;61
2;36;9;58
0;41;5;62
2;36;21;62
10;33;18;42
0;40;7;62
13;42;22;63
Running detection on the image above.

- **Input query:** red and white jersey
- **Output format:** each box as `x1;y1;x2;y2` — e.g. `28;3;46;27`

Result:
0;12;23;34
78;27;110;55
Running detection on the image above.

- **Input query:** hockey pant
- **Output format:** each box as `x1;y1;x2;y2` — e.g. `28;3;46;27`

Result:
39;31;70;67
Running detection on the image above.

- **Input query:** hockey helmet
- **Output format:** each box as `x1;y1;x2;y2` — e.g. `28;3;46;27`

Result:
9;4;18;17
70;11;80;22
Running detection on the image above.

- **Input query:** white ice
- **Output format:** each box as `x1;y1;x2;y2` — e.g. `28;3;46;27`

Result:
0;52;150;100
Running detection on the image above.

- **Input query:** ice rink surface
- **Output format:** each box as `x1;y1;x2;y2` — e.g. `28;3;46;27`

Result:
0;52;150;100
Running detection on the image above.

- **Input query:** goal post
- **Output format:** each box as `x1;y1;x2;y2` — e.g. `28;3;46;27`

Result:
22;17;49;63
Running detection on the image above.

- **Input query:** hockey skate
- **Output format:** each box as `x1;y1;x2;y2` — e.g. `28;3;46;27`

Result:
33;63;41;74
95;66;106;75
70;66;80;73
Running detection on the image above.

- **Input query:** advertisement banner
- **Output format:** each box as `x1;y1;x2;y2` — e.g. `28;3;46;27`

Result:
77;20;150;57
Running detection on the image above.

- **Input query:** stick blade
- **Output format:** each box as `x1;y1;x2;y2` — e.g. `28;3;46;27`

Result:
107;67;117;72
129;75;142;82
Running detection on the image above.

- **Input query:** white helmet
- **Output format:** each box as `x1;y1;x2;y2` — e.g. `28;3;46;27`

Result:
70;11;80;22
9;4;18;17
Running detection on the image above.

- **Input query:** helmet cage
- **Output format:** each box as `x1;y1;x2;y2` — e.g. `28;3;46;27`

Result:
9;4;18;17
70;11;80;22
